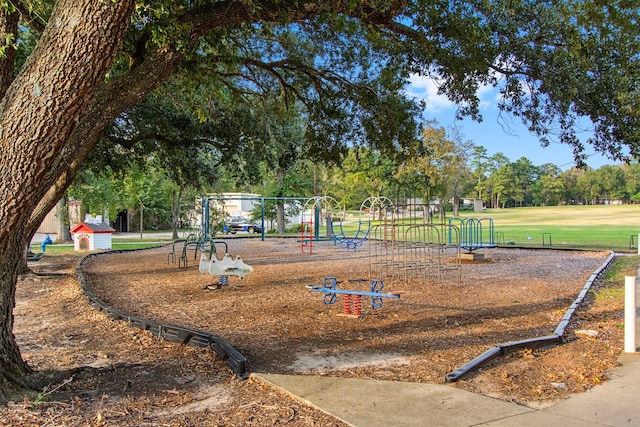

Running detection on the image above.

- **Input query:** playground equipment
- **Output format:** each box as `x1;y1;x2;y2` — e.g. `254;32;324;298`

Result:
27;251;45;261
167;239;187;264
168;234;228;268
367;201;462;284
300;221;313;253
330;196;393;251
199;253;253;278
41;234;53;252
200;195;324;242
299;196;345;253
28;234;53;262
307;277;403;316
199;253;253;288
179;233;206;267
300;197;320;253
447;217;496;259
369;223;462;284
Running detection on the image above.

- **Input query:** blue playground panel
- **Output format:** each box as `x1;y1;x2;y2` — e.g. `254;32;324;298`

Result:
448;217;495;251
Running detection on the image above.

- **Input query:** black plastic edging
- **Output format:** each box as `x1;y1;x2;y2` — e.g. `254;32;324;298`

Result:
76;246;248;379
445;250;616;383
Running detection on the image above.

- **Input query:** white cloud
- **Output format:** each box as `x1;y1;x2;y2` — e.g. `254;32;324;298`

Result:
406;73;498;112
405;74;454;112
476;84;496;110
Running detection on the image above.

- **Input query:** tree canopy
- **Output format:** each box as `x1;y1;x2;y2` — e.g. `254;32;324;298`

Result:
0;0;638;399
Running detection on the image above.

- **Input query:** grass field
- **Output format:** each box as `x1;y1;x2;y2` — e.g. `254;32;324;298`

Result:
333;204;640;251
32;242;167;255
457;204;640;250
462;204;640;226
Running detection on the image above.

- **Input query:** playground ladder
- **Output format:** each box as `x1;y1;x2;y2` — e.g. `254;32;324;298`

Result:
301;221;313;253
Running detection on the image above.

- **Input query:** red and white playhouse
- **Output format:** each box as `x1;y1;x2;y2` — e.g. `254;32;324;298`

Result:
71;221;116;251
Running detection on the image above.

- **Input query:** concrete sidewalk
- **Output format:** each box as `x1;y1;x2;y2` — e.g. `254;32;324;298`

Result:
254;276;640;426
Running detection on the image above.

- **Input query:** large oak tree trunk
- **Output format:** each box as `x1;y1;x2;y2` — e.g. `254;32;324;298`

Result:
0;233;31;401
0;0;135;398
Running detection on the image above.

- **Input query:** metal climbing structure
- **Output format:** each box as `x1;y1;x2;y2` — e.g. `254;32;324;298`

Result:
368;202;462;284
328;196;393;251
167;233;229;269
300;220;313;253
300;196;345;252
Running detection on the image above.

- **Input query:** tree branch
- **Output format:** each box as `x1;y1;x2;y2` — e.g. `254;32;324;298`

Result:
0;6;18;99
13;1;47;33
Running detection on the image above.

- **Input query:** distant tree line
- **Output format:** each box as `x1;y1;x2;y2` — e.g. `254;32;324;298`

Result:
321;139;640;211
69;120;638;235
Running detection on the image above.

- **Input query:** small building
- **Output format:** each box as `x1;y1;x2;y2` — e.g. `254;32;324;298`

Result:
37;198;84;234
70;222;116;251
213;192;261;217
195;193;261;228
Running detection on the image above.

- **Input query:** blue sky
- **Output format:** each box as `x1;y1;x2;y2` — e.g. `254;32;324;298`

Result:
406;75;615;170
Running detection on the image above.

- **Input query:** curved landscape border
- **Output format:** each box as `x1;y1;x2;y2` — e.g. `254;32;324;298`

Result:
76;245;617;384
445;250;616;382
76;247;248;379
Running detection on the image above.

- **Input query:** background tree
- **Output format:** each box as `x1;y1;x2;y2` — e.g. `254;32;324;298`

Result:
484;153;510;208
442;126;474;216
255;100;309;232
576;168;602;205
251;159;316;230
391;121;454;206
110;92;229;238
597;165;627;202
122;165;176;232
328;147;395;209
419;122;456;204
54;195;71;243
490;164;516;208
69;168;124;223
511;157;537;207
469;146;490;201
623;163;640;202
531;163;564;206
561;167;587;205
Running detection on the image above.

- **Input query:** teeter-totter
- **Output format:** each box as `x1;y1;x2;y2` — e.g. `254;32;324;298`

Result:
307;277;404;317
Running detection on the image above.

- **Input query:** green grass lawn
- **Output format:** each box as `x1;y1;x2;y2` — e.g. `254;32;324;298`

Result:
461;204;640;226
491;224;634;249
32;242;167;255
321;205;640;251
458;205;640;250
